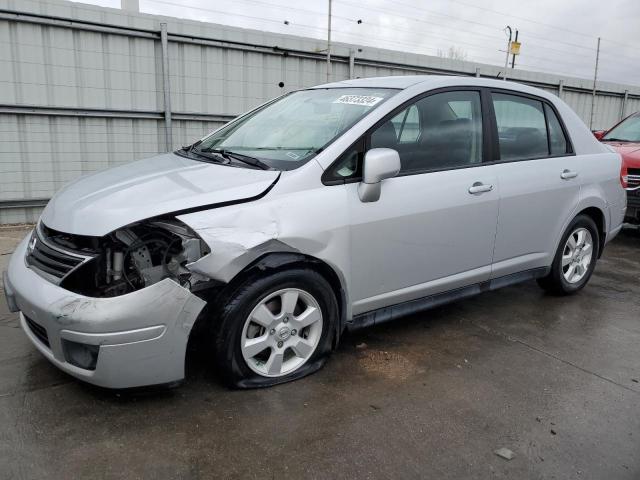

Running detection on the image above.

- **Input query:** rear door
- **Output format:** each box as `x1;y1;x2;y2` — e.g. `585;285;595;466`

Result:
488;91;581;278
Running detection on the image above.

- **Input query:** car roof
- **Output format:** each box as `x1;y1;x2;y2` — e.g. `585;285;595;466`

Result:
311;75;430;90
308;75;611;166
311;75;550;96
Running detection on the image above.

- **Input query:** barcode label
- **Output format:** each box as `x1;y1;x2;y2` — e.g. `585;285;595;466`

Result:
333;95;384;107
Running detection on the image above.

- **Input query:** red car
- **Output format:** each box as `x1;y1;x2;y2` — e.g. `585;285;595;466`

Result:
594;112;640;224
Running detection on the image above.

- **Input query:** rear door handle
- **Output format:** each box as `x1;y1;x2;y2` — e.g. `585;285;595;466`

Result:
560;169;578;180
468;182;493;194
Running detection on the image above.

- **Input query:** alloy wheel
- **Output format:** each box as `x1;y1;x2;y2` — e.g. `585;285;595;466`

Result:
561;227;594;284
240;288;323;377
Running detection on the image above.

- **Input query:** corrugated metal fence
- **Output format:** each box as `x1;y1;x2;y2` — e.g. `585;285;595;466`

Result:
1;0;639;224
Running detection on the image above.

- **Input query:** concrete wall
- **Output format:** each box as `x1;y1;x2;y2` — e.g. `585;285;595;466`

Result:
1;0;639;224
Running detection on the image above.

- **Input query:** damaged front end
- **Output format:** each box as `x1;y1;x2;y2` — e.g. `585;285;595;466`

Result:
28;219;215;298
5;219;216;388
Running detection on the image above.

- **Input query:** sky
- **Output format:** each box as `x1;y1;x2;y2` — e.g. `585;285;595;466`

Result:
74;0;640;86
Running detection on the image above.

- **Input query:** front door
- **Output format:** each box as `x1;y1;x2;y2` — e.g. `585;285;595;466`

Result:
340;90;500;315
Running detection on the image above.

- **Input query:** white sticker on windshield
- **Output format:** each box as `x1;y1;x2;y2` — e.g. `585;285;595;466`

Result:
333;95;384;107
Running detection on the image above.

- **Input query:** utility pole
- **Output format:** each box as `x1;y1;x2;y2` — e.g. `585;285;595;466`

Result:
510;29;519;68
589;37;601;130
503;26;512;81
326;0;332;82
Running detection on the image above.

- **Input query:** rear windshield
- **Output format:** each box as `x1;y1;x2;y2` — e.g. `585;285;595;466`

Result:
603;113;640;142
193;88;398;170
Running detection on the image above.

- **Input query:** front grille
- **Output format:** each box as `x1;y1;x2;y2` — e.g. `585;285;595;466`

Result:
627;174;640;187
627;189;640;208
25;316;50;348
27;235;84;279
26;227;88;280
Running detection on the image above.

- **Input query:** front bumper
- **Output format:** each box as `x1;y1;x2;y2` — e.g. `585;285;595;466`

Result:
4;234;206;389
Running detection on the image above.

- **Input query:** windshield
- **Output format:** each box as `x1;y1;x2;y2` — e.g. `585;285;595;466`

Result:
192;88;398;170
603;113;640;142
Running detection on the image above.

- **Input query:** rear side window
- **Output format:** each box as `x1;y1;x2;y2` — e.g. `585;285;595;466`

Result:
544;104;569;155
492;93;549;161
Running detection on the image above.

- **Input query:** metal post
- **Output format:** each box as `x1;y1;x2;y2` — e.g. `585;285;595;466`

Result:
503;26;512;81
326;0;332;82
620;90;629;120
475;67;480;78
589;37;601;130
160;23;172;152
558;79;564;99
348;49;355;79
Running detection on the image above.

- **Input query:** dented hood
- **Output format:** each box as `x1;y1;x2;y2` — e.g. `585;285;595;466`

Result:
41;153;279;236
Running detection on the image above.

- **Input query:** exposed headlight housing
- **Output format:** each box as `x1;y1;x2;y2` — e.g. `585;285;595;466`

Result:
58;218;210;297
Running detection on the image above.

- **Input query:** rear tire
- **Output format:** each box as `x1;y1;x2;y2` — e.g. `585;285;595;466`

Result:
212;268;338;388
537;214;599;295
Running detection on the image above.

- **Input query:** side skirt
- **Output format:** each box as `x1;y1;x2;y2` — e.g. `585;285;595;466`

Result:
346;267;550;331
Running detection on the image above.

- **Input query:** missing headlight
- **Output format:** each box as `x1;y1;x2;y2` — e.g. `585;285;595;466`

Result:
60;219;211;297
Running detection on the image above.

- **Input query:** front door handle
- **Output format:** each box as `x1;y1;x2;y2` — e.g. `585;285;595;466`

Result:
560;169;578;180
468;182;493;194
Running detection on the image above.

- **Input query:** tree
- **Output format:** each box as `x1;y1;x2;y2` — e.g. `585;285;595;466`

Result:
437;46;468;61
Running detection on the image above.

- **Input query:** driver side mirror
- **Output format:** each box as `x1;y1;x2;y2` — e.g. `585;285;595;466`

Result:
592;130;605;140
358;148;401;202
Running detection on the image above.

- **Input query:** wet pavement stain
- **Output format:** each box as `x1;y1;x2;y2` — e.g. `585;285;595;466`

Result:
356;348;421;381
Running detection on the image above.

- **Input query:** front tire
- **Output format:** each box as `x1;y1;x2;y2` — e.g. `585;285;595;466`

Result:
537;214;599;295
212;268;338;388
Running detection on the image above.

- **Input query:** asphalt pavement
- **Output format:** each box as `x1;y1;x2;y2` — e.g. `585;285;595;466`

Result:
1;225;639;479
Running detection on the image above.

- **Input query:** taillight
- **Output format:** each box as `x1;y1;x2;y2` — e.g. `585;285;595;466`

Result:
620;163;628;189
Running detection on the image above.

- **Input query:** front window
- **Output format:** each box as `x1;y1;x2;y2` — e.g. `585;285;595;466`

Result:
324;90;484;182
368;90;483;174
603;114;640;142
193;88;398;170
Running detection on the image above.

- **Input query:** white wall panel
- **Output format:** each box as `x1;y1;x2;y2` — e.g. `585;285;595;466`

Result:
0;0;639;223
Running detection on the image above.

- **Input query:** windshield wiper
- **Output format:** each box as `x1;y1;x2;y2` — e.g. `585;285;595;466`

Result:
200;148;272;170
180;140;203;152
603;138;632;142
187;149;231;165
177;141;230;163
237;147;319;151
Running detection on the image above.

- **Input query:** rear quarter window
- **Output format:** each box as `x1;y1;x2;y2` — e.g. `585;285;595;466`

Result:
544;104;569;155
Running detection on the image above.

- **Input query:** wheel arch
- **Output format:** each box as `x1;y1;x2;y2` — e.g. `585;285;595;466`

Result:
192;252;349;348
237;252;348;339
575;206;607;258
